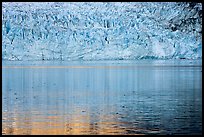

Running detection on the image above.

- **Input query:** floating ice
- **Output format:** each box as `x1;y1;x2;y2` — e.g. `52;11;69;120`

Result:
2;2;202;60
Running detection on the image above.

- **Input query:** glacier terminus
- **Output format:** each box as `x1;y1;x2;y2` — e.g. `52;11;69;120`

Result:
2;2;202;60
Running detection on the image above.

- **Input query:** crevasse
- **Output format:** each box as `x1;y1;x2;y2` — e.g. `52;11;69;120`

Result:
2;2;202;60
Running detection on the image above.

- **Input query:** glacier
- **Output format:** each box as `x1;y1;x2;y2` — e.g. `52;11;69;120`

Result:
2;2;202;60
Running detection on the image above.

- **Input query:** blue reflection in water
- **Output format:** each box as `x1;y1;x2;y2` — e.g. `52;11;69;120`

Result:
2;60;202;135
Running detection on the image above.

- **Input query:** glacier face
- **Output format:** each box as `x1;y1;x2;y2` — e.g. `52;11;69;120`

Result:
2;2;202;60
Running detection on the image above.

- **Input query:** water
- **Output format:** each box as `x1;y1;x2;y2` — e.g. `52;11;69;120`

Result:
2;60;202;135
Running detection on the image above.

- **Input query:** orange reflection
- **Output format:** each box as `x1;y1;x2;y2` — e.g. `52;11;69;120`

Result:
2;109;144;135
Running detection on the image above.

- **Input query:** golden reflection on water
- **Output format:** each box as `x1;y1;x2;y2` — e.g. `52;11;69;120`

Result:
2;110;141;135
2;61;202;135
2;103;134;135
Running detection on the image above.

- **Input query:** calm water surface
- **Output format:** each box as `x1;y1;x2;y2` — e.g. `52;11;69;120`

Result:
2;60;202;135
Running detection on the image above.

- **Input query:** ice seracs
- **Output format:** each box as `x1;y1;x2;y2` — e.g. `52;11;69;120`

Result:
2;2;202;60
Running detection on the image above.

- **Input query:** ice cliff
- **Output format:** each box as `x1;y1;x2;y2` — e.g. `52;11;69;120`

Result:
2;2;202;60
